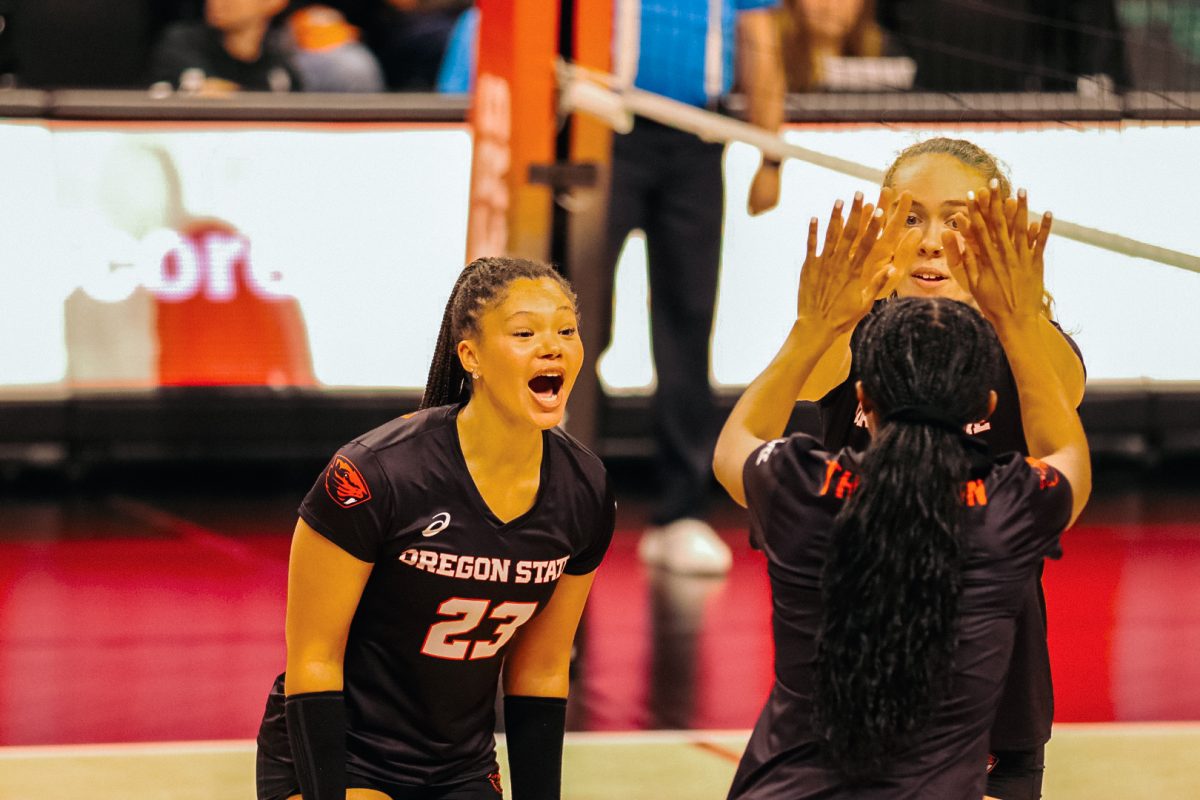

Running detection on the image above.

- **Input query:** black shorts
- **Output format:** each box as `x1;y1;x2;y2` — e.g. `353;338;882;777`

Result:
985;746;1045;800
256;674;504;800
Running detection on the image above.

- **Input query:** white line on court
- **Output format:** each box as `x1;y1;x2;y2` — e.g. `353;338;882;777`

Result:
3;722;1198;760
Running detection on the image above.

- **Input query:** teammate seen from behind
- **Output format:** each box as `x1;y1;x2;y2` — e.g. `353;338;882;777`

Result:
802;138;1086;800
255;257;615;800
712;190;1090;797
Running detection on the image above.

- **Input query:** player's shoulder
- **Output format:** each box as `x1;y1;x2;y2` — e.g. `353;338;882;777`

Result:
546;425;608;494
986;450;1037;483
753;432;827;465
983;450;1068;502
747;432;838;493
348;404;458;458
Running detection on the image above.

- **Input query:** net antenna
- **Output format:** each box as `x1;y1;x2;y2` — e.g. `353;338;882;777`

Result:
558;60;1200;276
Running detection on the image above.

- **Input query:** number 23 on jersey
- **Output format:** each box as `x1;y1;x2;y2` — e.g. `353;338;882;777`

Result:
420;598;538;661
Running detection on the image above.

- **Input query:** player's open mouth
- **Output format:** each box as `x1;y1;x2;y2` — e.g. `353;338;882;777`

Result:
911;269;948;285
528;372;565;409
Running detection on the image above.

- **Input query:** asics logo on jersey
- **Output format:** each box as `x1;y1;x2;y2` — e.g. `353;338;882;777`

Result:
325;455;372;507
422;512;452;537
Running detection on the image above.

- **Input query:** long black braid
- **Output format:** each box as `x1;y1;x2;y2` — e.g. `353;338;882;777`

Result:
813;297;1001;780
419;256;577;410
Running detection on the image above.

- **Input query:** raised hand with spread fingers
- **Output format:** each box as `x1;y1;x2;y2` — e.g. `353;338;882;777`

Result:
943;181;1053;324
714;193;920;505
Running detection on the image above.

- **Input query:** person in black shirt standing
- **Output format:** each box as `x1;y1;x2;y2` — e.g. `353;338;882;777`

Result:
712;189;1090;798
148;0;299;93
800;139;1085;800
256;257;616;800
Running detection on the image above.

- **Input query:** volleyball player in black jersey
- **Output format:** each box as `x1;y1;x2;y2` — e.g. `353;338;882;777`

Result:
798;139;1085;800
712;189;1090;798
255;257;615;800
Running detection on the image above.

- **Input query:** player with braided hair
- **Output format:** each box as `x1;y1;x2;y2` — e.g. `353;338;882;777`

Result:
813;296;1002;782
804;138;1085;799
713;191;1089;797
256;256;615;800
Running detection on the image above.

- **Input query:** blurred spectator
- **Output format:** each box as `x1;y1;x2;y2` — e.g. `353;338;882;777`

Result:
779;0;886;91
1118;0;1200;90
282;3;385;91
148;0;298;93
435;4;476;93
877;0;1127;92
366;0;472;90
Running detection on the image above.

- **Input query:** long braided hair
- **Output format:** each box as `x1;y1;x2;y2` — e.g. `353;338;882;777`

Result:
419;256;578;410
813;297;1001;780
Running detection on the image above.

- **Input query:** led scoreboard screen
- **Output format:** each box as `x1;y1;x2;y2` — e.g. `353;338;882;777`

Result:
0;120;1196;398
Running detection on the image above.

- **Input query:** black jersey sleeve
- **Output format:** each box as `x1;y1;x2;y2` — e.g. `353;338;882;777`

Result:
565;478;616;575
743;434;825;548
1007;456;1074;563
298;442;393;563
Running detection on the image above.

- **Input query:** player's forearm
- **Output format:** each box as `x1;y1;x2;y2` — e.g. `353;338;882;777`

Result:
503;655;570;699
993;317;1087;461
739;10;785;135
796;330;853;401
285;655;345;695
504;672;569;699
1038;314;1085;406
722;320;839;445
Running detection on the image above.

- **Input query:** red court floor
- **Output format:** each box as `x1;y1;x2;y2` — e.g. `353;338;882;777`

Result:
1;465;1198;746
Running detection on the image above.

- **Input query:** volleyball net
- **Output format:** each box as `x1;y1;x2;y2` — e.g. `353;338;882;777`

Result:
558;60;1200;276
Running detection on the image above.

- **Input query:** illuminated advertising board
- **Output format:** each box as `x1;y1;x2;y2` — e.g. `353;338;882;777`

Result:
0;121;1195;397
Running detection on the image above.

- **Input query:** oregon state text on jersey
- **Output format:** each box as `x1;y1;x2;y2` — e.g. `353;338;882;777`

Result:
257;404;615;789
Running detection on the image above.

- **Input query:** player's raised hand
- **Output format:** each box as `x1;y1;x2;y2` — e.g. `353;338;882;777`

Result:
943;184;1053;324
864;189;921;298
797;193;909;334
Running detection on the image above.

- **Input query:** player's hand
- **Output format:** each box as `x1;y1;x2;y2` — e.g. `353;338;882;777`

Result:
797;193;909;334
943;183;1052;324
748;160;782;216
858;188;921;299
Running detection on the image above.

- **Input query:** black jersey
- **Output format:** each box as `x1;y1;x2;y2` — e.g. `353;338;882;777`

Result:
816;305;1083;750
262;404;614;789
728;434;1072;799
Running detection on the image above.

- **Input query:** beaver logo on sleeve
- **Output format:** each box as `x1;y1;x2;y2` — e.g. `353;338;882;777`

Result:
1025;456;1060;490
325;455;373;507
